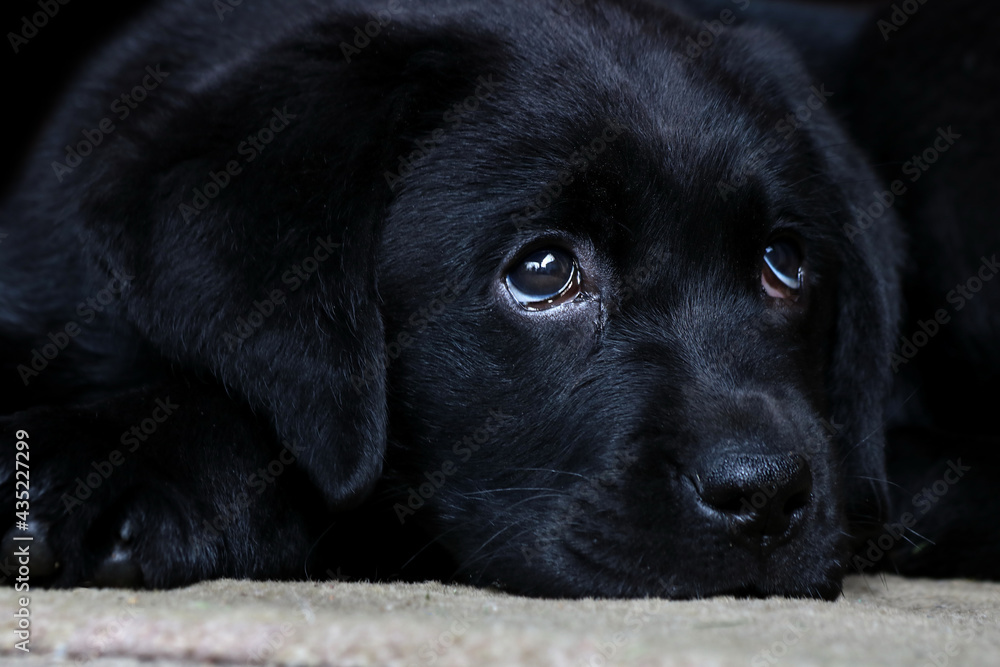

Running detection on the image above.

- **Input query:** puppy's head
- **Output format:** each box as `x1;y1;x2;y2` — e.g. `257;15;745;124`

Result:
368;2;902;598
72;0;901;597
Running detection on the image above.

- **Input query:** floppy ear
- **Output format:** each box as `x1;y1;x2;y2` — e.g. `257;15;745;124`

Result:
71;13;504;507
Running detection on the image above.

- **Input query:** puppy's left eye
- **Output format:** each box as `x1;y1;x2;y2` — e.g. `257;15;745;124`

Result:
762;239;803;299
506;247;582;310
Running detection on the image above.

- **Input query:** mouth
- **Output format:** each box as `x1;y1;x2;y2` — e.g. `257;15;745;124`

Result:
438;493;852;600
460;534;849;600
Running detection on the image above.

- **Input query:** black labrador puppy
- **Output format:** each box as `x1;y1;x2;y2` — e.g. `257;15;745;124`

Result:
0;0;996;598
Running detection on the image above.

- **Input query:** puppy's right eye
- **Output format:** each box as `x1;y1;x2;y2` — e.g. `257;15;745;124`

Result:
505;247;582;310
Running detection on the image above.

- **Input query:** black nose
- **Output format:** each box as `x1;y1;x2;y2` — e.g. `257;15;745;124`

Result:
697;453;812;541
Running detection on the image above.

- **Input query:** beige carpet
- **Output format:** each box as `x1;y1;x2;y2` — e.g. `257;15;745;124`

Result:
2;575;999;666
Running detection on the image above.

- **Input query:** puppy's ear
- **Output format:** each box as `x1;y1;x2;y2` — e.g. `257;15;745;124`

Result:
73;15;504;507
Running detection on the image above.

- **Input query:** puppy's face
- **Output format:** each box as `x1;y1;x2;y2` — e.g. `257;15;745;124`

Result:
373;6;898;599
1;0;902;594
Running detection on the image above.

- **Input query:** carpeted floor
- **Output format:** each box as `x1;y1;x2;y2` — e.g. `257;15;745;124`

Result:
2;575;999;666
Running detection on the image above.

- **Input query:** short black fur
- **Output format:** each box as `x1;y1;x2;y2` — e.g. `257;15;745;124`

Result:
1;0;997;598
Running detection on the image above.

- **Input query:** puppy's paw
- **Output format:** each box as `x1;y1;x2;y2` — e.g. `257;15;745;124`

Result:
89;518;145;587
0;409;223;588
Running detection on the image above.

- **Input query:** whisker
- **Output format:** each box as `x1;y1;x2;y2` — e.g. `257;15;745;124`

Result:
460;487;563;497
454;525;537;579
902;526;935;545
452;492;569;576
506;467;589;481
398;515;486;571
839;385;922;466
854;475;909;493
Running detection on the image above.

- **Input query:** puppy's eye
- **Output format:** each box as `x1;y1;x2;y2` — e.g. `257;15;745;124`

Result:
762;239;803;299
506;247;582;310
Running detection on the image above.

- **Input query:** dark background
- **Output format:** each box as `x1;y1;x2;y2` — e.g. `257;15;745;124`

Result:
3;0;152;189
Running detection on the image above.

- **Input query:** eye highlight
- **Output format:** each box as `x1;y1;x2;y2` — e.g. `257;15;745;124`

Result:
505;247;582;310
762;239;803;300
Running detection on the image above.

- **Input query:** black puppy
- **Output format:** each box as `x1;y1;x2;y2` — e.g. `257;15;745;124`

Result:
0;0;995;598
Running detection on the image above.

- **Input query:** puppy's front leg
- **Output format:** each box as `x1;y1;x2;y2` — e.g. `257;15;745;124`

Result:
0;376;319;588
